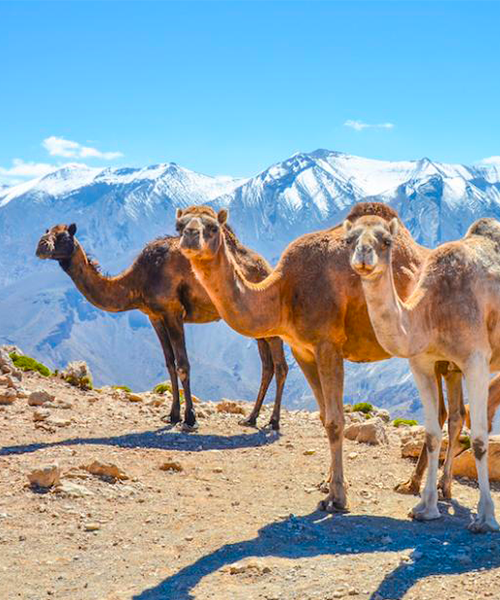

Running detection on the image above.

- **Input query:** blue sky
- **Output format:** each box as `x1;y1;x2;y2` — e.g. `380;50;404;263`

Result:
1;1;499;183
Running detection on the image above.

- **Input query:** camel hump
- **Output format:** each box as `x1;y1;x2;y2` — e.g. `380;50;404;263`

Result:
466;218;500;243
346;202;400;223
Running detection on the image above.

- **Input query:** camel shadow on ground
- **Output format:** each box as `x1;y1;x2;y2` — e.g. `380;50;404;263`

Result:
134;503;500;600
0;426;279;457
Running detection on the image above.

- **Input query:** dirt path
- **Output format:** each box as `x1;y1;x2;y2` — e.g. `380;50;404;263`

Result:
1;371;499;600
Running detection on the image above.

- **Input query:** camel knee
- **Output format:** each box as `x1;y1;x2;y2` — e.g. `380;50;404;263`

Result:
176;363;190;383
274;362;288;382
472;437;487;462
425;432;441;454
325;419;344;443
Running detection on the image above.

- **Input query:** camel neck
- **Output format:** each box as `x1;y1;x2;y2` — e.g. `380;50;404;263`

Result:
189;241;282;338
360;264;417;358
61;241;141;312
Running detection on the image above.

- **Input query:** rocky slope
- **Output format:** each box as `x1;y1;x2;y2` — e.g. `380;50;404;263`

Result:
1;353;500;600
2;151;500;419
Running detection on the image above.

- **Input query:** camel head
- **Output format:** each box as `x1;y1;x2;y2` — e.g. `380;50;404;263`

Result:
344;215;399;278
36;223;78;261
176;206;228;260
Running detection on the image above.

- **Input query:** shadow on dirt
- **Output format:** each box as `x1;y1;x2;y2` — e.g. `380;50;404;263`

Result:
134;504;500;600
0;427;279;456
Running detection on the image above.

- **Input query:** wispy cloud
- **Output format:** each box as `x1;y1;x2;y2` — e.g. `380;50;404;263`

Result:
478;156;500;166
42;136;123;160
344;120;395;132
0;159;55;183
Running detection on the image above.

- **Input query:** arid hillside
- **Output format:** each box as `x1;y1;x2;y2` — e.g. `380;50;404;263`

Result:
1;350;500;600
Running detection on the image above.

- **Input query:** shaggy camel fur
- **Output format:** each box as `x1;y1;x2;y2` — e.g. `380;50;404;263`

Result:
175;202;478;510
346;214;500;532
36;223;288;430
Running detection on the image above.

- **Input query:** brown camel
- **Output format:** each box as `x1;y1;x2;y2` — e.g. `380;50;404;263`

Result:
36;223;288;431
346;214;500;532
175;202;478;510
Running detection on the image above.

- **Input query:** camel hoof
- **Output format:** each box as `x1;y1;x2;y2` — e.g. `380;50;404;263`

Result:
317;498;348;514
239;417;257;428
180;421;199;433
409;507;441;522
468;516;500;534
394;479;420;496
163;413;181;425
263;420;280;432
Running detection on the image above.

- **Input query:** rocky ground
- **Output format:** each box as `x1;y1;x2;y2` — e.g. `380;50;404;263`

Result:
1;352;500;600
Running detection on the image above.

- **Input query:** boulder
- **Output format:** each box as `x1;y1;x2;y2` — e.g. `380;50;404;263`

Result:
28;464;61;489
344;418;388;445
0;389;17;405
453;436;500;482
374;409;391;423
28;390;55;406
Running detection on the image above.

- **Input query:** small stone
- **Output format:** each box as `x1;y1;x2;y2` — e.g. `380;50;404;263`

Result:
85;460;129;481
28;390;55;406
216;400;245;415
28;464;61;489
185;535;194;541
0;389;17;405
348;452;359;460
213;467;223;474
303;449;316;456
33;408;51;422
55;481;94;498
48;417;72;428
159;460;184;473
84;522;100;532
127;393;143;403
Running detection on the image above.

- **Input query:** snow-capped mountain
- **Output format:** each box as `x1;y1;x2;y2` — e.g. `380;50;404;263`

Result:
1;150;500;421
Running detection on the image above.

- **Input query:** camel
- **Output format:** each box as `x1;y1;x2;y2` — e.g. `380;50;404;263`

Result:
174;202;481;510
35;223;288;431
345;214;500;532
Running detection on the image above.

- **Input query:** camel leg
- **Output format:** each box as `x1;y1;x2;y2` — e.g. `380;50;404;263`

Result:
487;373;500;433
408;356;442;521
438;369;464;500
292;350;331;490
315;341;347;513
150;317;181;424
162;315;197;431
395;363;449;496
266;337;288;431
239;339;274;429
463;354;499;533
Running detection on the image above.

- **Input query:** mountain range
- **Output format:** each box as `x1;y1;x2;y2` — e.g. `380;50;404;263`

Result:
1;150;500;421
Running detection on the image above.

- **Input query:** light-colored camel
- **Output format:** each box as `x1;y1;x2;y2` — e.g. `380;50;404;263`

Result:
175;203;481;510
345;214;500;532
36;223;288;430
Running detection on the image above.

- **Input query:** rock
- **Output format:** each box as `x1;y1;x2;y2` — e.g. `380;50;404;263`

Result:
344;418;388;445
28;390;55;406
216;400;245;415
398;426;468;460
159;460;183;473
303;449;316;456
33;408;51;422
226;559;272;575
453;436;500;482
55;481;94;498
0;389;17;405
47;416;72;428
127;393;143;403
85;460;129;481
84;522;101;532
375;408;391;423
28;464;61;489
60;361;93;390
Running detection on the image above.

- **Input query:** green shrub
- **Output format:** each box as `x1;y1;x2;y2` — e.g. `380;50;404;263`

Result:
9;352;51;377
352;402;374;415
112;385;132;393
460;434;471;450
64;374;93;391
153;382;184;399
392;418;418;428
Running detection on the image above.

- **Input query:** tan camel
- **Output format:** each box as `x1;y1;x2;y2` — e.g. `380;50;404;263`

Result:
345;214;500;532
175;203;478;510
36;223;288;431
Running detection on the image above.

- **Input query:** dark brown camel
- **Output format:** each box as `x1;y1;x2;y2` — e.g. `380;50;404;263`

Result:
36;222;288;431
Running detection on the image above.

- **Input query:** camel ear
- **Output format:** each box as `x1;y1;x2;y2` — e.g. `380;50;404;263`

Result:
176;208;183;220
389;218;399;237
343;220;353;233
217;209;229;225
68;223;77;236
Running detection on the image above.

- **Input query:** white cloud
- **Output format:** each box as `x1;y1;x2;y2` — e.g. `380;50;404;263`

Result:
478;156;500;166
42;136;123;160
0;158;55;182
344;120;395;132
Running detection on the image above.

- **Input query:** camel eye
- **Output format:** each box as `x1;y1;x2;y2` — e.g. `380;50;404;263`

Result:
383;238;391;247
346;236;355;245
